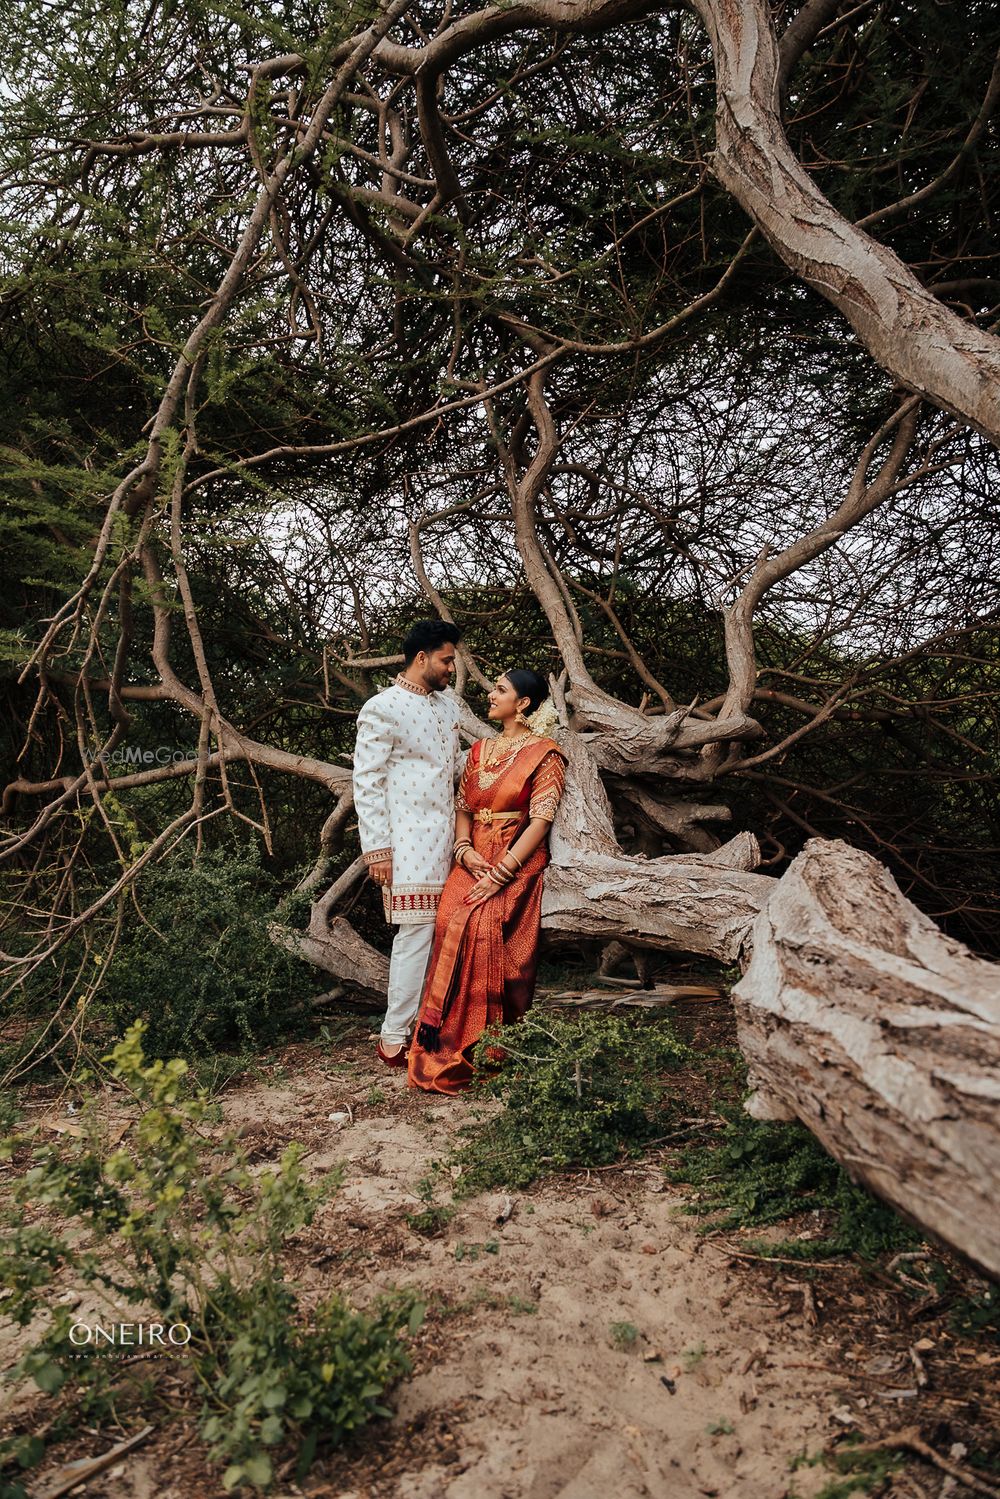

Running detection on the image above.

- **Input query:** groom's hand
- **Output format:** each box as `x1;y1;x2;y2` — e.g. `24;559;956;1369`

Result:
369;857;393;888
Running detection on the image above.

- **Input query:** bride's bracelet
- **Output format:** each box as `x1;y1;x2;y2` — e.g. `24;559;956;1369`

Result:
454;839;473;868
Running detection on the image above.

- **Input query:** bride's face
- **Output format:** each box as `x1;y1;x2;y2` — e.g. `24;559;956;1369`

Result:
487;675;529;724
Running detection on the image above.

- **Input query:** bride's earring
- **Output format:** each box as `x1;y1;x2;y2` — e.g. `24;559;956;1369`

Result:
515;704;531;728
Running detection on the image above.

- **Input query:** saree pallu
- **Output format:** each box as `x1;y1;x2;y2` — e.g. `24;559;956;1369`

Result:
407;736;565;1095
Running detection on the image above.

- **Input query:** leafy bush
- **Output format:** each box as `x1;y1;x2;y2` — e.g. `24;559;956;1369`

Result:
0;1023;419;1493
453;1011;688;1193
670;1109;919;1260
101;843;315;1057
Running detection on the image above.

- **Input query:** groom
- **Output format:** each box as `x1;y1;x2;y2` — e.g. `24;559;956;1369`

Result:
353;620;462;1065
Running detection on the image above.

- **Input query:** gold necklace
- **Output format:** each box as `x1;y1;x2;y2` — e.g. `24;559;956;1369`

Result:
482;731;536;767
480;730;533;778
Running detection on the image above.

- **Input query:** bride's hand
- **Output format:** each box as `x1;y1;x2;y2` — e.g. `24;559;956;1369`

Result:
463;850;490;876
464;870;498;905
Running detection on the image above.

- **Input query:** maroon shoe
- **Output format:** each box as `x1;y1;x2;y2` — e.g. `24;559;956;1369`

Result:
376;1040;408;1068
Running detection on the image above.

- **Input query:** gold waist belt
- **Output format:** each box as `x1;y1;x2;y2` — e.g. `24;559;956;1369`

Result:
473;809;521;824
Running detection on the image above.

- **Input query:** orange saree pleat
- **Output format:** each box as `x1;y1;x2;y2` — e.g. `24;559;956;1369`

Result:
407;738;563;1095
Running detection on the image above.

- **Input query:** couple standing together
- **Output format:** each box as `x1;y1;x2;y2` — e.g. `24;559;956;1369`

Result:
352;620;567;1093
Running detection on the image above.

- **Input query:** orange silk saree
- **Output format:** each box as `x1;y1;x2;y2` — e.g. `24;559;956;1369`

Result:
407;735;566;1095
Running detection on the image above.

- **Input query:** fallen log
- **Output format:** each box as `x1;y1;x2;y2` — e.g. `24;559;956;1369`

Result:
734;839;1000;1281
541;729;773;962
539;984;724;1010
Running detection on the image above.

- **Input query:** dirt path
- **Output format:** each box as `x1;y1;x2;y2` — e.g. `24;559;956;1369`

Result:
202;1042;860;1499
6;1009;996;1499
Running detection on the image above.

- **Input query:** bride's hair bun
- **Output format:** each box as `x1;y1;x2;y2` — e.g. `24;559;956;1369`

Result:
504;667;548;715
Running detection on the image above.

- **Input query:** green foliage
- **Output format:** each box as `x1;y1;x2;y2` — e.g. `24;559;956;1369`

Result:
951;1282;1000;1338
0;1089;21;1134
101;843;315;1058
452;1011;688;1193
879;1254;1000;1338
453;1239;499;1262
789;1440;903;1499
608;1320;639;1350
404;1165;456;1237
204;1282;422;1492
0;1023;419;1491
670;1110;919;1260
706;1418;734;1436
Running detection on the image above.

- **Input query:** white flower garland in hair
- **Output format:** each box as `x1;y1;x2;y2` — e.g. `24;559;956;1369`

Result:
525;698;560;737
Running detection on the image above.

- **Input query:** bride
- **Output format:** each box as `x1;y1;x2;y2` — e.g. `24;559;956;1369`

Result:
407;668;567;1094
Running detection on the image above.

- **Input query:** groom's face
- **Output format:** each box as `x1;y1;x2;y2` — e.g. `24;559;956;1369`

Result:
421;644;457;692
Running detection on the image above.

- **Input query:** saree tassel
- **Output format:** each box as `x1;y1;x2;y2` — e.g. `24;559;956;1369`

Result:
416;1021;441;1052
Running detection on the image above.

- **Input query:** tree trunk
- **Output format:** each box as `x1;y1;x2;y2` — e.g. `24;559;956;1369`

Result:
734;839;1000;1281
540;730;773;960
691;0;1000;447
271;914;390;1001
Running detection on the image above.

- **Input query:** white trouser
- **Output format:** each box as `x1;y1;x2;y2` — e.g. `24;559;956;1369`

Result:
381;923;435;1045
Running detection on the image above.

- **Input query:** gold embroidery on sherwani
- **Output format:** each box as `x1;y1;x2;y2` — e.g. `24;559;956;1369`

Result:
394;674;429;696
354;681;461;925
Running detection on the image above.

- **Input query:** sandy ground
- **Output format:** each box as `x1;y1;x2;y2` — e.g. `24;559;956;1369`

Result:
208;1050;884;1499
5;1011;997;1499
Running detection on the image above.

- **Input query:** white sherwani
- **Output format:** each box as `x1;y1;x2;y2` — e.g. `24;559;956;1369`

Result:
353;676;461;925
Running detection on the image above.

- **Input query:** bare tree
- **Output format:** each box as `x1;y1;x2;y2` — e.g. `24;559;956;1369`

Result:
2;0;999;1265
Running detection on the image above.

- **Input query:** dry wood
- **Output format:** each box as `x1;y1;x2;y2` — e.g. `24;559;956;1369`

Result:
542;845;771;963
845;1428;1000;1497
691;0;1000;445
540;984;723;1010
734;838;1000;1280
271;914;389;999
37;1424;154;1499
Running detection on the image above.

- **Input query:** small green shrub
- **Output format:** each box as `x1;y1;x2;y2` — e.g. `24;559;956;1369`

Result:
0;1023;419;1492
951;1282;1000;1337
609;1320;639;1350
404;1166;455;1237
101;843;314;1057
670;1110;919;1260
453;1011;688;1193
790;1441;903;1499
453;1240;499;1261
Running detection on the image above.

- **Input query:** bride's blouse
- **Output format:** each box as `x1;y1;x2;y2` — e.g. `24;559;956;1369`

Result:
456;737;566;824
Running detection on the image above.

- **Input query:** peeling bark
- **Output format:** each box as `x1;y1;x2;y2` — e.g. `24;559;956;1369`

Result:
541;852;770;961
541;733;772;959
734;839;1000;1280
691;0;1000;446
